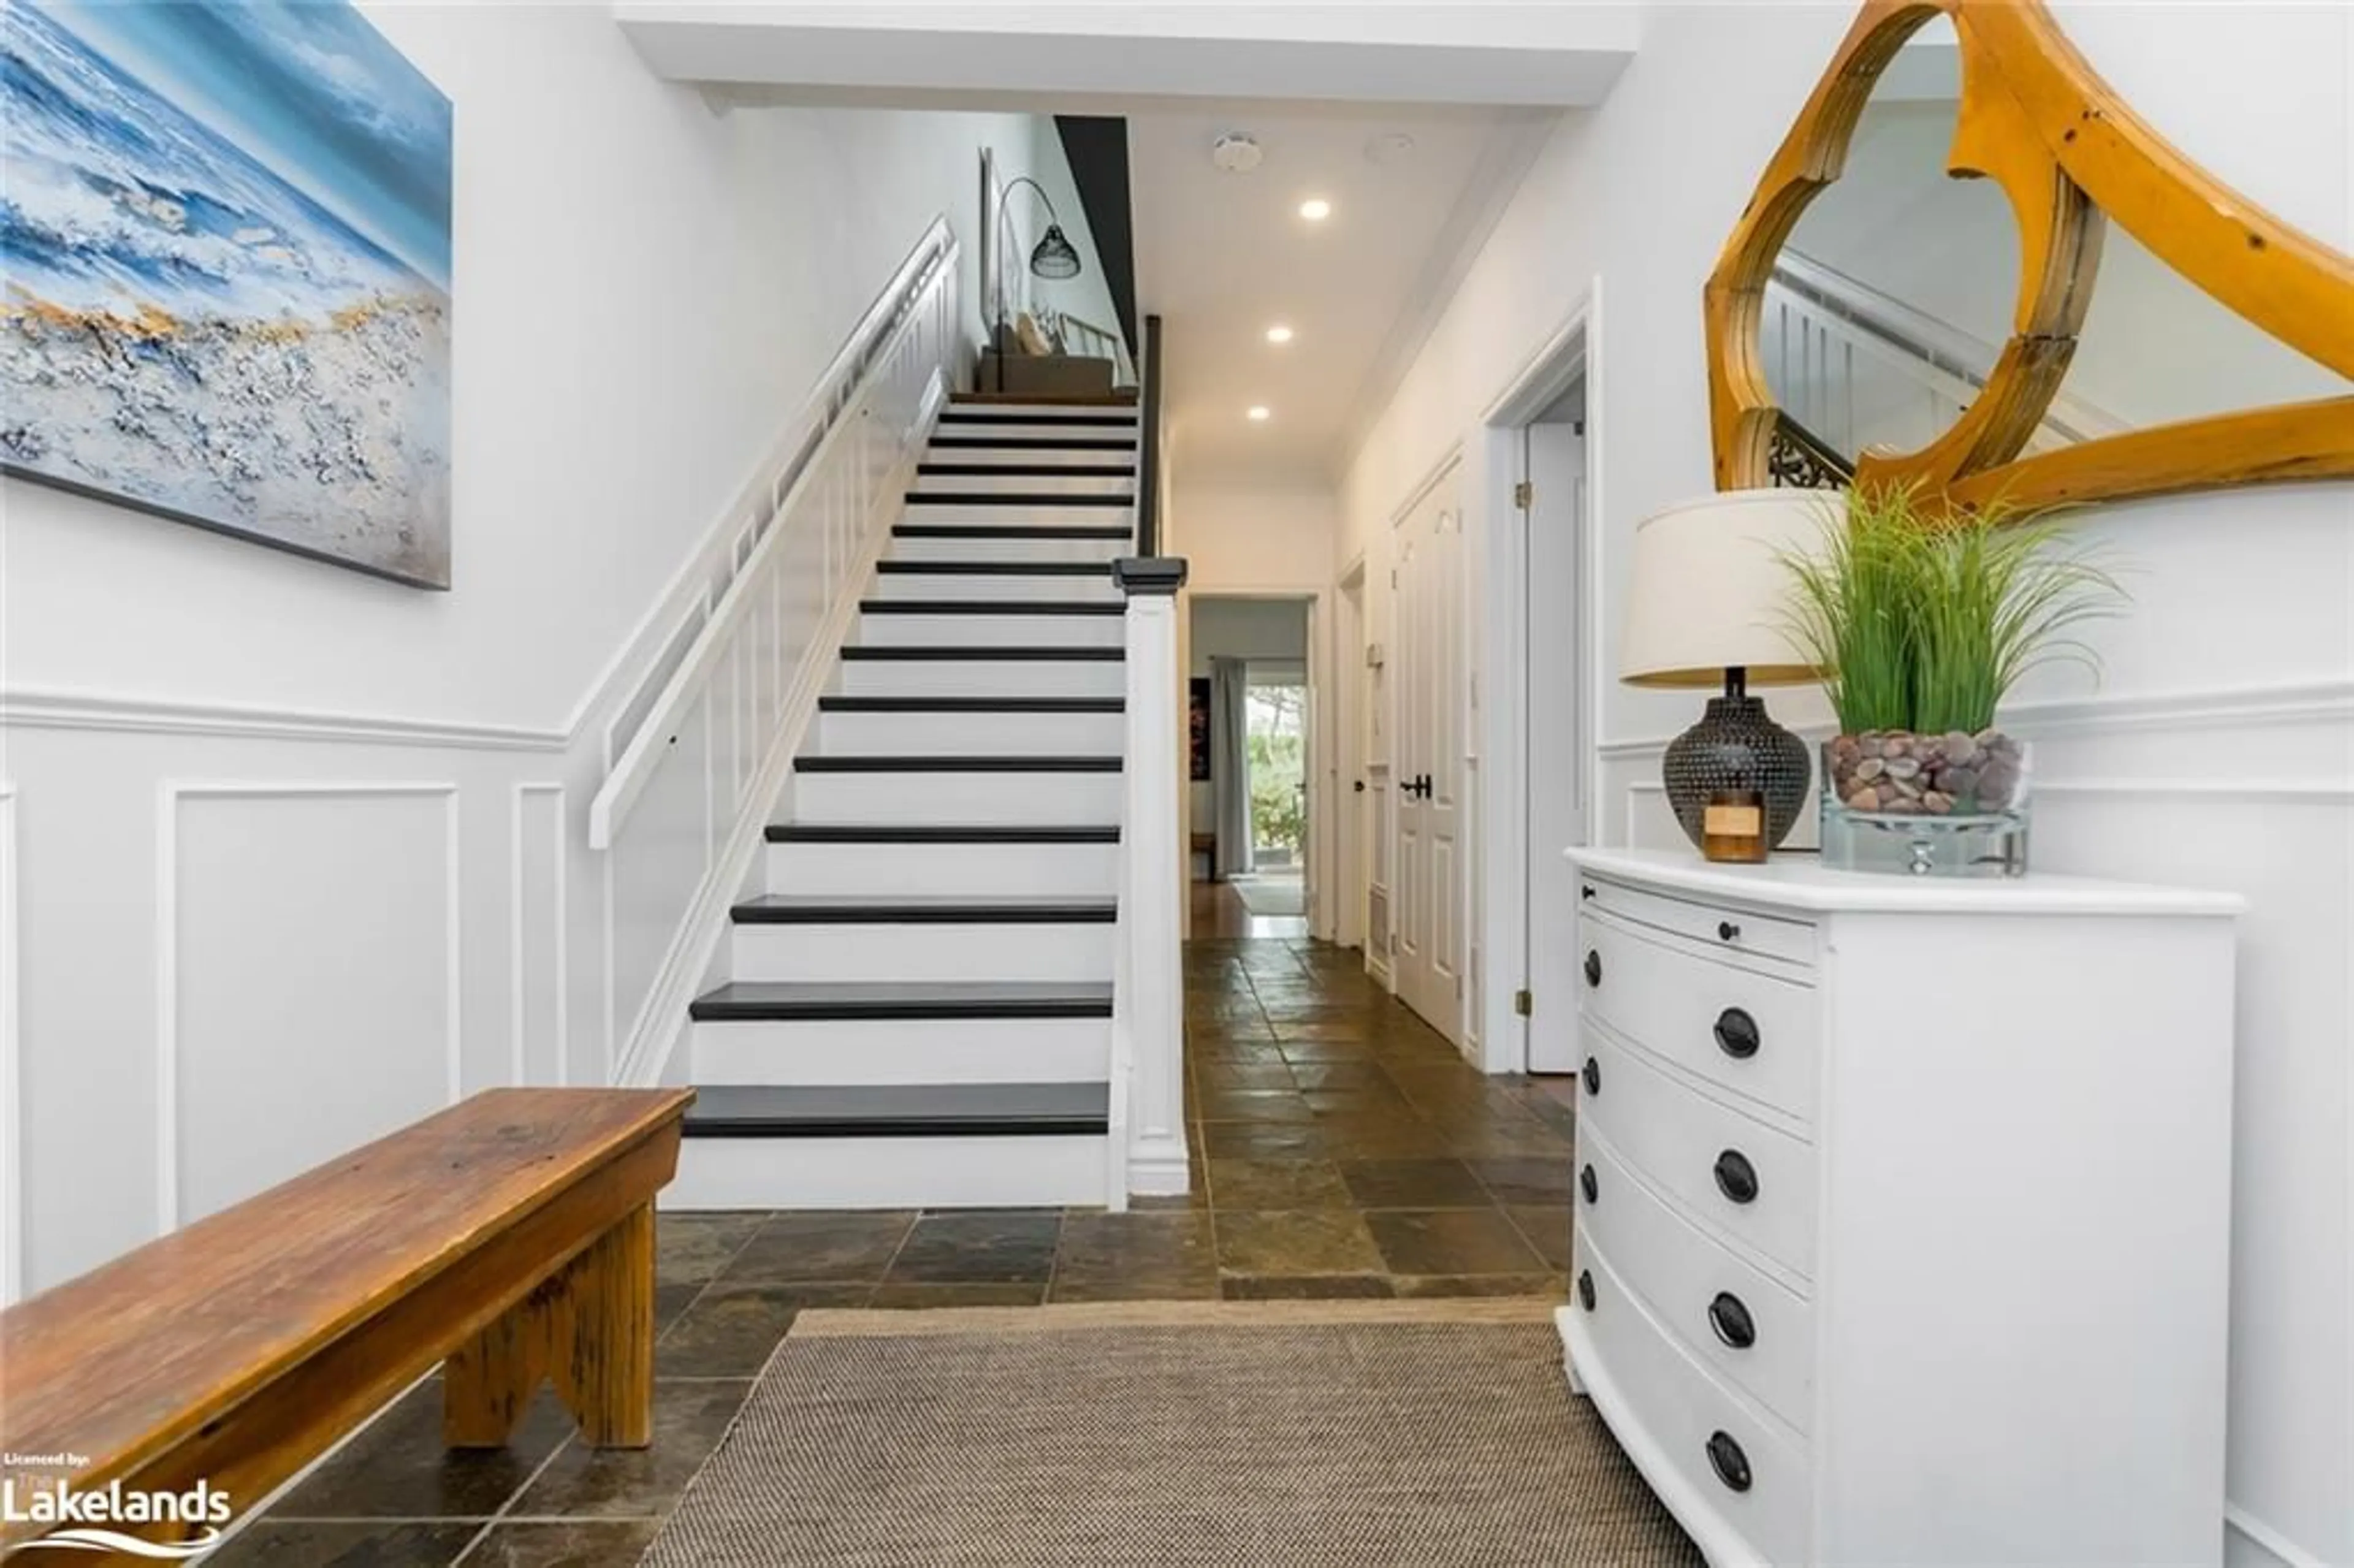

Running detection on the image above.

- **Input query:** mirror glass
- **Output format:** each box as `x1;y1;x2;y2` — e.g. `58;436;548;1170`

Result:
2057;224;2351;436
1761;20;2024;473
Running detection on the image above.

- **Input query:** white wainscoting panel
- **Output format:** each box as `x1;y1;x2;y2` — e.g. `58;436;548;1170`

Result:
158;783;460;1228
1;782;20;1307
512;784;568;1087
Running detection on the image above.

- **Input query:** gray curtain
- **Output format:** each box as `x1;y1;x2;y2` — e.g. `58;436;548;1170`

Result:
1209;658;1252;880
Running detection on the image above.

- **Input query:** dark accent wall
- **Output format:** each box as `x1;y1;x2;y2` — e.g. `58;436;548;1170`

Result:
1054;116;1138;354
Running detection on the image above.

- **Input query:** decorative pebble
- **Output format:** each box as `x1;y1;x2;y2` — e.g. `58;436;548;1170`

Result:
1923;790;1954;814
1854;758;1885;782
1942;731;1978;767
1884;756;1921;780
1845;786;1880;812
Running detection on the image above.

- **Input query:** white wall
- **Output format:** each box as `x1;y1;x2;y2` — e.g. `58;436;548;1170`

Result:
0;1;1041;1294
1336;5;2353;1561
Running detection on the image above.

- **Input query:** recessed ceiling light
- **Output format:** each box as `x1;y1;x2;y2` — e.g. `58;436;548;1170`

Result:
1265;324;1295;344
1298;198;1333;222
1247;406;1271;422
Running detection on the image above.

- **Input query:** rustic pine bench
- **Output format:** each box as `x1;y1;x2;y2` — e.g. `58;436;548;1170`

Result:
0;1088;693;1555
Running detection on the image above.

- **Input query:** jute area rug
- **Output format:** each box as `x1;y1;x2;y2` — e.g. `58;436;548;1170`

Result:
639;1298;1699;1567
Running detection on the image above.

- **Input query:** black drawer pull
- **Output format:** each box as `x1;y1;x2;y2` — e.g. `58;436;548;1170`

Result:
1583;949;1602;988
1712;1007;1761;1059
1582;885;1597;900
1580;1164;1598;1205
1708;1291;1757;1349
1713;1149;1759;1205
1717;920;1741;942
1706;1431;1753;1493
1577;1269;1596;1311
1582;1057;1601;1097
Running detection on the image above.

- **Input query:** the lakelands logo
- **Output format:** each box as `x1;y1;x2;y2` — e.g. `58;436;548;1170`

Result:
2;1457;230;1558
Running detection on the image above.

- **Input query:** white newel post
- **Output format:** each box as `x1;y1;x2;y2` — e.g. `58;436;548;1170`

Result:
1113;557;1190;1197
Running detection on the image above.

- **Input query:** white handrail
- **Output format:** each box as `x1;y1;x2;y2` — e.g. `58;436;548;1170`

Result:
588;223;956;850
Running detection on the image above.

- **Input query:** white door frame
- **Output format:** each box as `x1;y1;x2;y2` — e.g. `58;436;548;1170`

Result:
1475;280;1605;1074
1183;588;1326;929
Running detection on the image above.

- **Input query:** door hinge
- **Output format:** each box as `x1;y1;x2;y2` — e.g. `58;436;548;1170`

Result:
1514;988;1533;1017
1513;480;1534;509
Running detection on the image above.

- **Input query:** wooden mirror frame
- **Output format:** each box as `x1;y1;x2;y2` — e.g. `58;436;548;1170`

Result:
1706;0;2354;510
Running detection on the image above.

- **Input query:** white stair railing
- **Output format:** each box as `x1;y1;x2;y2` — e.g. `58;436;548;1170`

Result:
589;219;961;1084
1764;248;2124;462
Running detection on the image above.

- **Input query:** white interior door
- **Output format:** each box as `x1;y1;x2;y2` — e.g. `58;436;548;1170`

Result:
1524;418;1588;1072
1393;470;1466;1042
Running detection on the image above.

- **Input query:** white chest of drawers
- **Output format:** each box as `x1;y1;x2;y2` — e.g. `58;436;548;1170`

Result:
1558;848;2241;1566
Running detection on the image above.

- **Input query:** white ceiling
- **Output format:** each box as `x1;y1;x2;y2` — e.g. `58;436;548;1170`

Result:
1129;104;1559;487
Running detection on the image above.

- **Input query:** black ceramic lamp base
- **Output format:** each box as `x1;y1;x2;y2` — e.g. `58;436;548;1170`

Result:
1661;669;1810;861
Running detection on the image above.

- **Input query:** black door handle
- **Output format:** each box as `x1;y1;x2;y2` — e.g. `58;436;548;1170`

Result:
1352;780;1366;794
1713;1007;1761;1059
1582;1057;1600;1097
1707;1291;1757;1349
1583;950;1602;988
1577;1269;1596;1311
1713;1149;1760;1205
1579;1164;1598;1205
1717;920;1742;942
1706;1431;1753;1493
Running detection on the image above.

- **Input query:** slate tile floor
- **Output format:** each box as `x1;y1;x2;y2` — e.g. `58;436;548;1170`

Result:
215;933;1577;1566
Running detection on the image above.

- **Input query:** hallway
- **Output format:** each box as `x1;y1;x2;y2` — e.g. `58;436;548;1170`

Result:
215;936;1576;1565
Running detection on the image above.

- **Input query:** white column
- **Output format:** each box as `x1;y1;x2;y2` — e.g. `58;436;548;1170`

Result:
1113;558;1189;1197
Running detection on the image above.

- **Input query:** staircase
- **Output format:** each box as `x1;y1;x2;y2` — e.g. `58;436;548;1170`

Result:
666;397;1143;1209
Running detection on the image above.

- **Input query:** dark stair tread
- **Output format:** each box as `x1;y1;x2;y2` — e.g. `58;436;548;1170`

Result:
918;463;1136;478
859;598;1124;615
819;696;1123;712
839;645;1123;661
894;523;1131;541
691;980;1114;1022
905;493;1134;508
877;560;1115;576
795;755;1121;772
684;1081;1110;1138
929;436;1137;451
766;823;1119;843
732;894;1114;924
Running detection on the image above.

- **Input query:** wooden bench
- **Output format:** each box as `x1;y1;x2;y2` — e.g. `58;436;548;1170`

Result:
0;1088;693;1554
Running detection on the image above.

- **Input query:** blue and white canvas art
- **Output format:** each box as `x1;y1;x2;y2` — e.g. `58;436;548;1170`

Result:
2;0;453;587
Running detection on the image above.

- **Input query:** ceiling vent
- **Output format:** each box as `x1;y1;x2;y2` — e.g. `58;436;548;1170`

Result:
1211;134;1263;173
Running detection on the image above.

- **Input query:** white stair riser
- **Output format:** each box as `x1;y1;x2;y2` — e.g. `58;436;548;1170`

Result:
767;839;1118;899
942;402;1134;421
816;709;1124;756
731;920;1114;983
870;573;1119;603
790;769;1122;823
912;472;1135;497
887;534;1126;565
838;659;1124;698
691;1016;1110;1086
858;612;1124;649
921;446;1137;468
901;502;1132;527
665;1135;1110;1209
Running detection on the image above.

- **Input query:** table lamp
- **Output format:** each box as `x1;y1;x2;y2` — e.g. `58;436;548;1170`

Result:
1620;489;1834;862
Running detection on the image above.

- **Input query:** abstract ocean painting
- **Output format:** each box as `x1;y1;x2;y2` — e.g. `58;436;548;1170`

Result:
1;0;452;587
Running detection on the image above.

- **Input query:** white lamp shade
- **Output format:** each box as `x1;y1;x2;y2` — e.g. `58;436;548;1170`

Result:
1620;487;1838;689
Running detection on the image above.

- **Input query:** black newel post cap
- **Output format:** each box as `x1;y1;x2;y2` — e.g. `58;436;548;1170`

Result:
1113;557;1188;596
